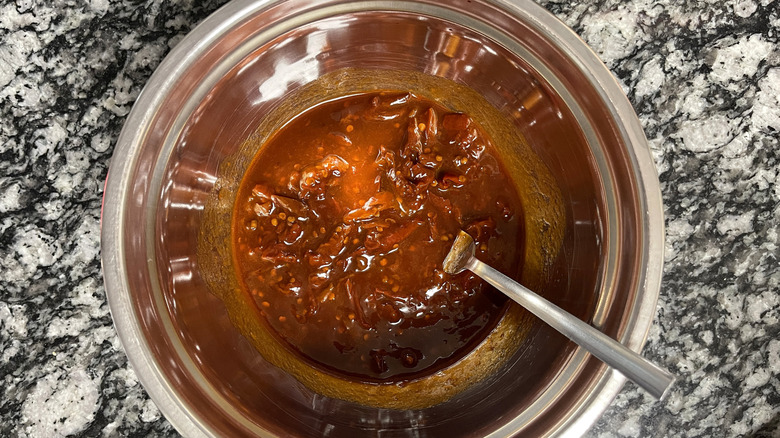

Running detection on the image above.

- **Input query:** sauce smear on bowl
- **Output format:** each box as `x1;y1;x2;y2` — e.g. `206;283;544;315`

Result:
233;91;525;382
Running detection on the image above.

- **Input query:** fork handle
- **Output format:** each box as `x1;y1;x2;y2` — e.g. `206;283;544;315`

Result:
467;257;675;400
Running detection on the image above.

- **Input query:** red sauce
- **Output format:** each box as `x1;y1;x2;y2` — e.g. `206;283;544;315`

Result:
233;91;525;382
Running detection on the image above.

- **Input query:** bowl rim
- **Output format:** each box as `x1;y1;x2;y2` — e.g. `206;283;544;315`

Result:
101;0;664;436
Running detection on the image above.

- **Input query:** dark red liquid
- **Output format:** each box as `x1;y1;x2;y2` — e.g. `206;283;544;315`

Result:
233;92;525;382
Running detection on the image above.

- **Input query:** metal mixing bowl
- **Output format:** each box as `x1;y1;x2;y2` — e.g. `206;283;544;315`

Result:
101;0;664;436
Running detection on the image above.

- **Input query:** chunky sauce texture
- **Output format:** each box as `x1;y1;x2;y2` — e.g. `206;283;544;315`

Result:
233;92;525;382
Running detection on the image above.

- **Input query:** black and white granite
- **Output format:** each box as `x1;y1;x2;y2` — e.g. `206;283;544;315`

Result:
0;0;777;437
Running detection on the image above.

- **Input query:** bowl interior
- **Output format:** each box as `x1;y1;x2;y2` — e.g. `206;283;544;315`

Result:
111;1;652;436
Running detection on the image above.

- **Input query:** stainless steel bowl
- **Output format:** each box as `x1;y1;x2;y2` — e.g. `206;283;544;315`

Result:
101;0;663;436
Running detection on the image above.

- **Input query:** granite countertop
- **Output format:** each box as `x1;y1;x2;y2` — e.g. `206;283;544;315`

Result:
1;0;778;436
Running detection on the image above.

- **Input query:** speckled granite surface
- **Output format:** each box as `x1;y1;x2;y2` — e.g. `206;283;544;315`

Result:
1;0;778;437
